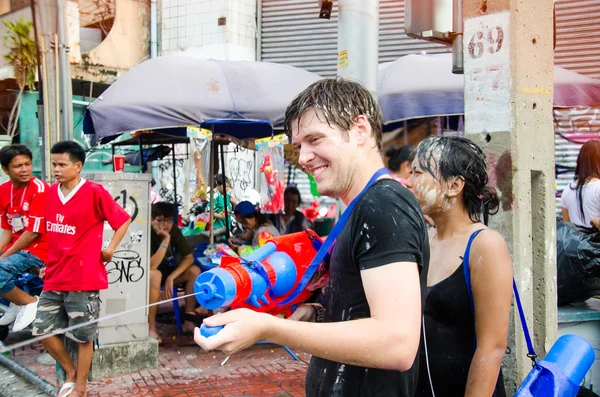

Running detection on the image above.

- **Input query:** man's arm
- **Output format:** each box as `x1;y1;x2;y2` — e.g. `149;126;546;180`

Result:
162;253;194;299
196;261;422;371
0;229;11;254
0;231;40;258
101;219;131;262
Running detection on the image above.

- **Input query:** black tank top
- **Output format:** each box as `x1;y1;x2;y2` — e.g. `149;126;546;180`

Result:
416;236;506;397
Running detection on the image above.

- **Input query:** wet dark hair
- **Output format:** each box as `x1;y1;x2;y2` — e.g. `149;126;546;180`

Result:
416;136;499;224
385;145;415;172
284;77;383;151
240;210;269;227
0;144;32;168
50;141;86;165
284;185;302;203
214;174;229;186
152;202;176;219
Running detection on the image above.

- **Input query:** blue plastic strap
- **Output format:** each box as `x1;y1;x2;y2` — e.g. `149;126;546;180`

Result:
463;229;537;359
513;278;537;359
278;167;391;306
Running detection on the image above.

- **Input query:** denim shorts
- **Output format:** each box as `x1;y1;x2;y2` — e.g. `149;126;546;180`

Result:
32;290;100;343
0;251;45;294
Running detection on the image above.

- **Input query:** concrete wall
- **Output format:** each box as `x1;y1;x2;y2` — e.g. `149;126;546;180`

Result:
71;0;151;83
159;0;256;61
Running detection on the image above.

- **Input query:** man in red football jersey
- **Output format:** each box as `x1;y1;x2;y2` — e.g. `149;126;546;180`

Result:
0;144;48;332
33;141;131;397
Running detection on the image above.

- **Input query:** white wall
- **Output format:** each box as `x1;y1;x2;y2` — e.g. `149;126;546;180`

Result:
159;0;256;61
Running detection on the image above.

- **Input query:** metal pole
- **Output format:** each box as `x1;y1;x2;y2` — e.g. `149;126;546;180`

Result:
56;0;73;140
54;33;60;143
220;143;230;239
0;354;56;396
451;0;464;74
150;0;158;58
337;0;379;93
208;138;215;245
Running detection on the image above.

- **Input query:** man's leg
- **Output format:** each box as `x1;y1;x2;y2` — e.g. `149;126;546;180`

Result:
32;291;76;391
0;287;36;305
65;291;100;397
74;341;93;397
40;336;77;383
149;269;162;339
173;265;202;332
0;252;38;305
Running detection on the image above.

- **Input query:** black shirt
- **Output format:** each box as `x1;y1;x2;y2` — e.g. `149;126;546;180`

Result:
150;226;193;277
305;179;430;397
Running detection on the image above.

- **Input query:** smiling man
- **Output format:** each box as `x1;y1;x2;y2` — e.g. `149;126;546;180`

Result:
194;78;431;397
0;145;48;332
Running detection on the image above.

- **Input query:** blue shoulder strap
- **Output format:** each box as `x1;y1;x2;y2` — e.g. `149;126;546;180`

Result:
463;229;537;362
278;167;390;306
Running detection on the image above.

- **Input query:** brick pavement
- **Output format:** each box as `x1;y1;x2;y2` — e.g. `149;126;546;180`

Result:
4;322;310;397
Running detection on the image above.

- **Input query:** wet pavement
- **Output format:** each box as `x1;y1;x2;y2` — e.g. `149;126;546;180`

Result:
0;319;310;397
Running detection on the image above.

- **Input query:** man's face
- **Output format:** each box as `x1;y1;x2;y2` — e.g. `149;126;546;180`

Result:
153;215;174;233
284;193;300;215
2;154;32;186
52;153;82;184
291;109;358;198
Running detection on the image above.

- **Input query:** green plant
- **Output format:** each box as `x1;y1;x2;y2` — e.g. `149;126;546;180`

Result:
3;17;37;137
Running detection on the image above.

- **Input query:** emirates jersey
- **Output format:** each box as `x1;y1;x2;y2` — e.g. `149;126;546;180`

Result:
0;177;48;262
44;178;130;291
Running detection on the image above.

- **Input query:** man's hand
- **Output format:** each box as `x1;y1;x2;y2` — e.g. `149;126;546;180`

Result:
101;249;114;262
39;267;46;280
163;276;174;300
193;309;272;355
288;304;316;322
591;217;600;230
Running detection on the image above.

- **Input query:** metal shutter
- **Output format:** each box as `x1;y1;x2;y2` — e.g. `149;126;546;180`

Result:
555;0;600;79
259;0;450;77
554;106;600;213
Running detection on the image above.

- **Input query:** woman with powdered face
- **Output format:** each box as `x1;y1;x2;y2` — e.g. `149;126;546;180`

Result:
405;136;513;397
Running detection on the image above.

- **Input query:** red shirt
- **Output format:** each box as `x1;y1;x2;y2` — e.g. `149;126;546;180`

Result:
44;179;130;291
0;177;49;262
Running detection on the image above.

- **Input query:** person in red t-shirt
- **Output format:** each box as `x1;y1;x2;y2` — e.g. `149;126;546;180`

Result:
32;141;131;397
0;144;48;332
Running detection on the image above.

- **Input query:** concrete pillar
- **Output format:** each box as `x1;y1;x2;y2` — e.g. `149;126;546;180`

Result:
337;0;379;93
462;0;556;393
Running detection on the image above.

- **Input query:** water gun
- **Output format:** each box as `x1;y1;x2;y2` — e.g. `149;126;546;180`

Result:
515;334;595;397
194;230;329;337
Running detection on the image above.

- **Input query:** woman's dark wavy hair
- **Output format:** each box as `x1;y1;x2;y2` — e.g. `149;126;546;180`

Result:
416;136;499;225
385;145;415;172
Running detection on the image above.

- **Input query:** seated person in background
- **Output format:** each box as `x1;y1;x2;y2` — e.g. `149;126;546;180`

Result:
149;202;205;338
228;201;280;250
269;186;312;235
0;144;48;332
561;139;600;229
212;174;237;233
385;144;415;185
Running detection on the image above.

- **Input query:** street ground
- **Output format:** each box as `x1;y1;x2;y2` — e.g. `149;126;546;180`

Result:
1;313;310;397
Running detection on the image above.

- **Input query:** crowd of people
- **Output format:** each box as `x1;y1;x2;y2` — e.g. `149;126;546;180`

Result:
0;77;597;397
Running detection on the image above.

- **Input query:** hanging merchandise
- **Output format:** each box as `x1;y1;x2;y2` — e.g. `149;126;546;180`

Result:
185;127;213;234
256;134;287;214
188;127;212;205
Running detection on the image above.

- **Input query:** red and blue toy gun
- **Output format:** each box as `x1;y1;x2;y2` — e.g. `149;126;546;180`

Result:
194;230;328;337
